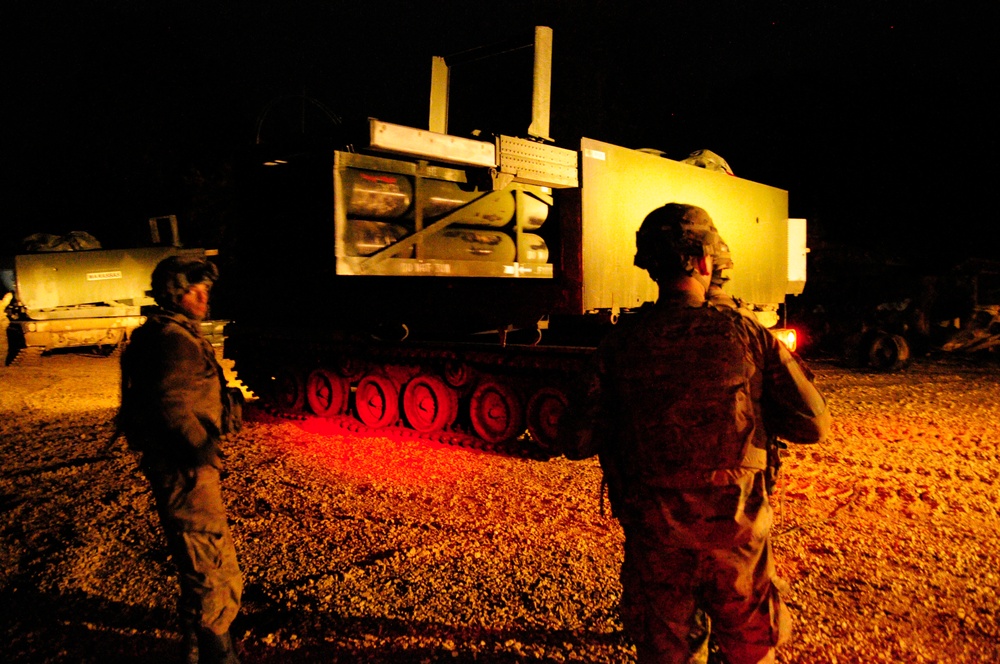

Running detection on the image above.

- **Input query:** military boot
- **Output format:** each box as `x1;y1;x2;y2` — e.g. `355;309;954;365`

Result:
197;629;240;664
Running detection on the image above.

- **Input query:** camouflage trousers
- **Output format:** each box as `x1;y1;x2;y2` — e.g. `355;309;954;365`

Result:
142;460;243;637
618;472;791;664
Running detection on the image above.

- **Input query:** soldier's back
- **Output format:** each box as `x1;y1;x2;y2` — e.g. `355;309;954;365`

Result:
599;300;766;480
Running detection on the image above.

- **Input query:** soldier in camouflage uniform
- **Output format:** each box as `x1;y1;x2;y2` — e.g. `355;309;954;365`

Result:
561;204;830;664
120;256;242;664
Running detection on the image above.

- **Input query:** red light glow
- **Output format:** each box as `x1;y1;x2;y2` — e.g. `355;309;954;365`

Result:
256;413;492;486
772;327;798;353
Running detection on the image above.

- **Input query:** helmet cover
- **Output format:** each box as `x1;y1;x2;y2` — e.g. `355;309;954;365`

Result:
634;204;726;279
150;255;218;311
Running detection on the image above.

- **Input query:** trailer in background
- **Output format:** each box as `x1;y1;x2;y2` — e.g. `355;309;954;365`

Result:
2;216;219;364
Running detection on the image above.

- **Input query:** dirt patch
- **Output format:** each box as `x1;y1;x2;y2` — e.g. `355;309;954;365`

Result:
1;353;998;662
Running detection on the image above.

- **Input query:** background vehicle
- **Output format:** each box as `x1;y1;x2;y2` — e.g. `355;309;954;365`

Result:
2;216;222;364
225;27;807;452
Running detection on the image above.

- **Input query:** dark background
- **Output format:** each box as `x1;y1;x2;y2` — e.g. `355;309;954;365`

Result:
4;1;998;266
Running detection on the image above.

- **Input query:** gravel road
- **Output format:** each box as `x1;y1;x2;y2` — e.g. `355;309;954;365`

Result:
1;350;998;663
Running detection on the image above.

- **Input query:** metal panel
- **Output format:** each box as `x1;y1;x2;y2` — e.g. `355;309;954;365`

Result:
428;56;450;135
425;26;553;142
497;135;579;188
579;138;790;312
527;26;553;141
787;218;808;295
338;257;552;278
369;119;496;168
14;246;202;315
18;316;141;349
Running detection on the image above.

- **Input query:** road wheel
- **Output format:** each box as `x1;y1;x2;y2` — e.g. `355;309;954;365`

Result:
443;360;474;389
272;368;305;411
526;387;568;450
306;368;350;416
355;374;399;428
469;378;523;444
402;375;459;432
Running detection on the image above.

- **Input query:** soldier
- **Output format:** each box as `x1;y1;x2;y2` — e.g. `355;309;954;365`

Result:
560;204;830;664
119;256;242;664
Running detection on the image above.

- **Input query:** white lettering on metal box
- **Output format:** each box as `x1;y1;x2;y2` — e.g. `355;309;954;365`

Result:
86;271;123;281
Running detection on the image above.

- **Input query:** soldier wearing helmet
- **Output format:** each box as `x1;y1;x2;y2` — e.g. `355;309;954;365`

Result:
633;203;723;284
119;255;242;664
561;203;829;664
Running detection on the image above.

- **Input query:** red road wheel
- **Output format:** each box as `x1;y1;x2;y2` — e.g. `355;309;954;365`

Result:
305;368;350;416
402;375;459;432
354;374;399;428
526;387;568;449
272;369;305;411
443;360;474;389
469;378;523;444
336;355;366;381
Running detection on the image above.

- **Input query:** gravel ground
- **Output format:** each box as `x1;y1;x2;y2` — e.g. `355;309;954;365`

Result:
1;349;999;663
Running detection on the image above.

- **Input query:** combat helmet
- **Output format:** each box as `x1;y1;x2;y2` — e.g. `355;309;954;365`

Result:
634;203;725;280
150;255;219;312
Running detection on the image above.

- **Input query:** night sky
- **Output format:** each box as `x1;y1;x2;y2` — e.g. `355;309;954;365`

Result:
5;1;999;265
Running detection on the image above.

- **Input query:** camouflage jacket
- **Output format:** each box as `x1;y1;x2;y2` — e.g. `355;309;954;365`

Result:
119;309;227;468
561;292;829;521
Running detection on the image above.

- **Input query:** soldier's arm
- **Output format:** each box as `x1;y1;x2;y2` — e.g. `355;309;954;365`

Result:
558;350;613;460
154;329;218;462
761;335;831;444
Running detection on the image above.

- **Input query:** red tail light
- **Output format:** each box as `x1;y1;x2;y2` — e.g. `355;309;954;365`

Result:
772;327;798;352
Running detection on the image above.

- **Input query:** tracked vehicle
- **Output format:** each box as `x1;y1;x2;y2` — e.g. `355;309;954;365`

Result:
2;217;223;365
225;27;807;452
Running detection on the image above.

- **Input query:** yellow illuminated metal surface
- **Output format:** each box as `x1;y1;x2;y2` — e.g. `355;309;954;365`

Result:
787;217;808;295
369;119;497;168
13;247;200;314
579;138;792;312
